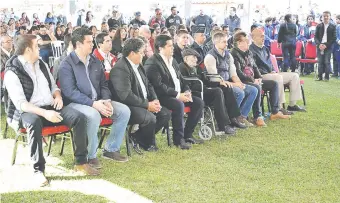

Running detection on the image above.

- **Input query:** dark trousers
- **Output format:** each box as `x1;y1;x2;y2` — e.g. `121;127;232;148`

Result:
128;106;171;148
282;42;297;72
247;80;279;117
220;86;241;119
20;106;88;173
160;96;204;144
317;48;332;80
203;87;230;131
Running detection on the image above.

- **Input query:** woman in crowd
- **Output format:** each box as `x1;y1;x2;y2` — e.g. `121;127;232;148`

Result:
32;13;40;24
55;26;64;41
278;14;298;72
111;27;127;57
20;12;30;27
45;12;56;24
85;11;94;27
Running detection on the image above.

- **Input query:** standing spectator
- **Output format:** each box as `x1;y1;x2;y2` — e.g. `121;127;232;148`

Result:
57;15;67;25
192;9;213;37
148;8;165;28
85;11;94;27
32;13;40;25
111;27;127;57
108;8;124;28
278;14;298;72
334;15;340;79
76;9;86;26
274;16;285;40
165;6;183;29
1;35;13;98
224;7;241;35
315;11;337;81
102;9;111;23
59;28;131;165
129;12;147;27
20;12;30;27
45;12;56;24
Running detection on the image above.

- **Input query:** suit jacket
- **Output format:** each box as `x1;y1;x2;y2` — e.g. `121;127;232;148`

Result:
144;53;189;99
59;51;111;106
315;23;337;50
110;57;157;109
173;44;184;64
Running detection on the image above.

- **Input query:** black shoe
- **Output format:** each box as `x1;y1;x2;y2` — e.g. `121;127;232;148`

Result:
224;125;236;135
174;139;191;150
185;137;204;144
144;145;159;152
287;105;307;112
230;118;247;129
280;108;294;115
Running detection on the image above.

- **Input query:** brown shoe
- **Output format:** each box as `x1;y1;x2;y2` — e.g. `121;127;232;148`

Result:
270;112;291;120
238;117;254;127
74;164;100;176
103;150;128;162
255;117;267;127
88;158;102;169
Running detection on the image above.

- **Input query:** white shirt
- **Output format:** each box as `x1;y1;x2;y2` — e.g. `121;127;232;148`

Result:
98;49;114;72
126;58;147;99
4;55;59;111
160;54;181;98
321;23;329;43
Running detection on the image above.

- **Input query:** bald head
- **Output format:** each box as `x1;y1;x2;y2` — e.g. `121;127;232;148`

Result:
251;28;265;47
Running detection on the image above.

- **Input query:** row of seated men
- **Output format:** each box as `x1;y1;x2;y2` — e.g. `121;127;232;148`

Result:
2;27;305;187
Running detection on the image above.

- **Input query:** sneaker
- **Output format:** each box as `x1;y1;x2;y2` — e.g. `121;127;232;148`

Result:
280;108;294;115
238;117;254;127
255;117;267;127
174;138;191;150
270;112;291;120
33;171;49;187
74;164;100;176
103;150;128;162
88;158;102;169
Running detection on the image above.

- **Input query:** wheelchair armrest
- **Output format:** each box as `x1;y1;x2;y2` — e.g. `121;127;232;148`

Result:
182;77;204;100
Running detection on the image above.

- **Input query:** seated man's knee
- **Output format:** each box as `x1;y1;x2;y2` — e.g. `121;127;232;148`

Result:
87;107;102;124
233;87;245;101
114;102;131;119
170;99;185;114
21;113;43;134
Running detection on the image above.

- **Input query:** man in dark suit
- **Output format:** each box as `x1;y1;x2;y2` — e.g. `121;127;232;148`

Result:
191;25;210;66
145;35;205;149
315;11;337;81
110;38;171;151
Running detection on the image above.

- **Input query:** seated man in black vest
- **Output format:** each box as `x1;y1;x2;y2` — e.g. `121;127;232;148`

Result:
145;35;205;149
3;35;99;187
179;48;236;135
110;38;171;151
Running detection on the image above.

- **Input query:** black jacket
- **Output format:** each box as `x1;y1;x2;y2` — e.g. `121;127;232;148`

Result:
165;15;182;28
173;44;184;64
129;18;147;27
230;48;262;83
277;23;297;44
179;62;219;93
111;38;123;56
110;57;156;109
144;53;189;99
249;43;273;75
315;23;337;50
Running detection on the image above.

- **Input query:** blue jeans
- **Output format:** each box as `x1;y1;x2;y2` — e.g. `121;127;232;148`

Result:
233;85;258;118
68;101;130;159
282;42;297;72
317;48;332;80
39;48;51;64
335;48;340;77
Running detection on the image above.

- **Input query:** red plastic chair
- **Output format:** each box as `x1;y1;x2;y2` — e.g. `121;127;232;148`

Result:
1;71;4;81
298;42;318;63
295;41;303;58
11;124;73;165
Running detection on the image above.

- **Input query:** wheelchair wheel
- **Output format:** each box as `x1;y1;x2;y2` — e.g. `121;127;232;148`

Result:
198;125;213;141
203;107;213;124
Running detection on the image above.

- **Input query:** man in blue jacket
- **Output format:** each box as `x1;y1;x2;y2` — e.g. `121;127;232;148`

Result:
59;28;131;169
224;7;241;35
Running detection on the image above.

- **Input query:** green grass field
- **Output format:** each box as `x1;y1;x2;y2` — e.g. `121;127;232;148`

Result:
1;75;340;203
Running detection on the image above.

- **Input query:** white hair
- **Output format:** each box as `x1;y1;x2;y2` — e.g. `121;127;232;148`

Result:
139;25;150;35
